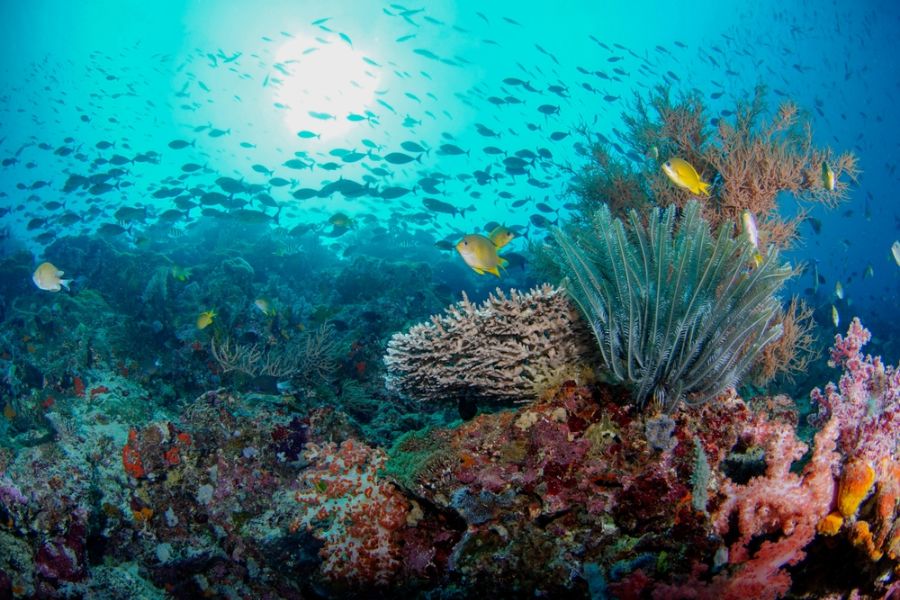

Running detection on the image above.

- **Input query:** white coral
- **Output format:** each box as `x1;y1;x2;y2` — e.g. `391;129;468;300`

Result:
384;285;593;402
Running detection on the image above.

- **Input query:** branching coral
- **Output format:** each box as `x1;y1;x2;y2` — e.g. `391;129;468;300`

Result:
211;323;337;383
577;84;858;250
750;296;817;386
384;285;595;403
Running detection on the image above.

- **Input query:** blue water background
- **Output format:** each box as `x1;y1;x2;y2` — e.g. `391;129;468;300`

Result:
1;0;898;356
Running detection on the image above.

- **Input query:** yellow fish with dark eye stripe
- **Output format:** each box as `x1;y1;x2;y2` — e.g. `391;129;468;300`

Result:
661;157;711;197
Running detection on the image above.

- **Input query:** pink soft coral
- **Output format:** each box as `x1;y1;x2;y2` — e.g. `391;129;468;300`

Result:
810;317;900;563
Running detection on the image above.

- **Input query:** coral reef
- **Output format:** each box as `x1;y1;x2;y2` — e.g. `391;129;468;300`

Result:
1;320;897;598
384;284;596;404
554;200;792;411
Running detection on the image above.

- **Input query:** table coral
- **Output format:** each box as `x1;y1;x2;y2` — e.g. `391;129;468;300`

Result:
385;284;595;403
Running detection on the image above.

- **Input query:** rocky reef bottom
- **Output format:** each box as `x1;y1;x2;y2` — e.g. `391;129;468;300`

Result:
1;352;898;599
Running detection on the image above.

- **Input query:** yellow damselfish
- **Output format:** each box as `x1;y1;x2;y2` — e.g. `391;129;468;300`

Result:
822;161;836;191
171;265;192;282
488;225;515;249
32;262;72;292
456;234;508;277
254;297;276;317
197;309;217;330
661;157;711;197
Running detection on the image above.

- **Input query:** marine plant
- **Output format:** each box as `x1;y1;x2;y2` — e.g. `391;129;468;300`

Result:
553;200;792;411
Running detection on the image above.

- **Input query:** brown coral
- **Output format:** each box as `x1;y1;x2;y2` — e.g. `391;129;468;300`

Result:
384;285;595;403
751;296;817;385
581;84;859;252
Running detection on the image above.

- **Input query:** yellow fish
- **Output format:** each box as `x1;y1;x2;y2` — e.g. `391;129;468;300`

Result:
254;298;276;317
822;161;836;191
196;310;217;330
831;305;840;328
892;240;900;267
488;225;515;249
32;262;72;292
661;157;711;197
740;210;764;268
834;281;844;300
456;234;508;277
864;264;874;279
171;265;192;282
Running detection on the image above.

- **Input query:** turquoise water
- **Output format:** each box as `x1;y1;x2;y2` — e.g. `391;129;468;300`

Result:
1;1;898;598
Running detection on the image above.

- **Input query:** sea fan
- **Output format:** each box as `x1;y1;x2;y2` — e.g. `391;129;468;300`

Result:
553;200;791;411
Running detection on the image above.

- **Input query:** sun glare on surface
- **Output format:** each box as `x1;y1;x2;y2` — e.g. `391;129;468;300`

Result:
272;35;379;139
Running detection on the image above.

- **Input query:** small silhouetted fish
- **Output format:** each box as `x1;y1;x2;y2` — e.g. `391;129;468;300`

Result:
483;146;505;155
158;209;186;222
475;124;499;137
168;139;195;149
216;177;246;194
97;223;128;236
181;163;203;172
437;144;468;156
283;158;310;170
89;182;118;195
308;111;335;120
423;197;462;216
511;198;530;208
114;206;147;222
208;128;230;137
341;151;367;163
201;192;228;205
381;186;411;199
269;177;291;187
57;212;82;226
550;131;568;141
384;152;420;165
292;188;319;200
297;130;320;139
529;214;555;228
252;164;273;175
806;217;822;234
34;231;56;245
400;141;427;153
538;104;560;115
